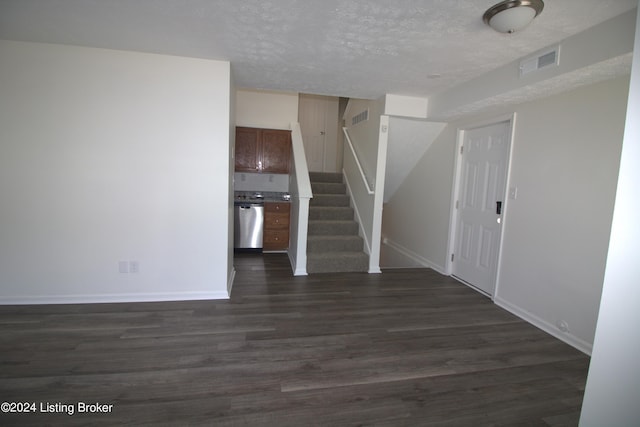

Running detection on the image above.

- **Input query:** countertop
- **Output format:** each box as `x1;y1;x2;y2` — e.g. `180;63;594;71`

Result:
234;191;291;204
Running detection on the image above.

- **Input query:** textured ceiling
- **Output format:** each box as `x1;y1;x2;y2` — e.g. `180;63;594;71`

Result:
0;0;637;99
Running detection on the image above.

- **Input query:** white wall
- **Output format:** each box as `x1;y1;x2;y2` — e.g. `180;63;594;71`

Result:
493;77;628;353
382;76;629;352
381;125;457;272
343;98;383;250
580;6;640;425
0;40;233;303
344;97;385;189
383;118;446;203
236;89;299;130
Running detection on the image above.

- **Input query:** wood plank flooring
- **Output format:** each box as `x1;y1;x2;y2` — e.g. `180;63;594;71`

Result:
0;253;589;426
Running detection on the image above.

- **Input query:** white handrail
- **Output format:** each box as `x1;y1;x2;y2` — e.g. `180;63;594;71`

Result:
291;123;313;199
342;127;375;195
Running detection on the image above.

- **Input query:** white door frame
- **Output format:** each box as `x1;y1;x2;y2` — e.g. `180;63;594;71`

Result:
445;113;517;299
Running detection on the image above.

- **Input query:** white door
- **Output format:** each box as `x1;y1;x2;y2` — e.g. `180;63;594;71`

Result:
299;94;326;172
453;120;511;296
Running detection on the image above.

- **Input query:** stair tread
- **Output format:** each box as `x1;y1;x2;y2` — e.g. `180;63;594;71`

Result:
307;251;369;258
307;235;362;240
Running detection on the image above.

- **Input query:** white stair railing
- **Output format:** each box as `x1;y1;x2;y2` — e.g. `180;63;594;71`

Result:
288;122;312;276
342;127;375;195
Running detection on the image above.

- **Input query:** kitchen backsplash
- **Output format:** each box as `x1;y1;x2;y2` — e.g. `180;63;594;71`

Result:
234;172;289;192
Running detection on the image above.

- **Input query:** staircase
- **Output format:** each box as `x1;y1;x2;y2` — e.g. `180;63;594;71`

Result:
307;172;368;274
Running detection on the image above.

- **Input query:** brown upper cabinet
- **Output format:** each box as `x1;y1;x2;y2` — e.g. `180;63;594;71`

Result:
235;127;291;174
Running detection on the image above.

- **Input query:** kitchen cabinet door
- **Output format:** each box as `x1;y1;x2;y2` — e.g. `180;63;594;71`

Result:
235;127;260;172
234;127;291;174
261;129;291;174
263;202;290;251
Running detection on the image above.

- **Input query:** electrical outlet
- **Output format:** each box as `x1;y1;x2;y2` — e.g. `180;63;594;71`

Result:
557;320;569;333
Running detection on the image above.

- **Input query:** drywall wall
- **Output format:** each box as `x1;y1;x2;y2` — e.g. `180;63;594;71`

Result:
580;7;640;425
384;117;447;203
344;97;385;189
382;76;629;352
381;125;457;273
236;89;299;130
384;94;428;119
494;76;628;353
0;40;233;303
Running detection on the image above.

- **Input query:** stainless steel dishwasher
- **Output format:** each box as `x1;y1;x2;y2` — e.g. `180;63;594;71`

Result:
234;202;264;249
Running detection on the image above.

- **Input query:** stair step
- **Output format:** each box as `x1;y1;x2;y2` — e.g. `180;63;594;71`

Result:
308;220;359;236
311;194;350;207
312;182;346;195
306;172;367;275
307;251;369;274
307;235;364;253
309;206;354;220
309;172;343;183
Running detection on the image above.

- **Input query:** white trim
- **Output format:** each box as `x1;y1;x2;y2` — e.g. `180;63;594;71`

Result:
0;291;230;305
368;116;389;274
382;237;447;274
445;128;465;276
288;249;308;276
495;296;592;355
492;114;517;300
342;127;375;195
227;267;236;296
342;169;371;256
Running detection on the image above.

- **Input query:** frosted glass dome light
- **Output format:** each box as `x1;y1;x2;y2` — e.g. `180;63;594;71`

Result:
483;0;544;34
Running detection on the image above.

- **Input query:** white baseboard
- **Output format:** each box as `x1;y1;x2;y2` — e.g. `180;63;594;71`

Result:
288;250;308;276
494;296;592;355
382;237;447;275
0;290;230;305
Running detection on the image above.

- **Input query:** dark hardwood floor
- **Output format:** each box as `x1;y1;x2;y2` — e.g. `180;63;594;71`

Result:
0;253;589;426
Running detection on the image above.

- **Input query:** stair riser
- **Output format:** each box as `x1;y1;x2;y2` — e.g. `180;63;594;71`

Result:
308;221;358;236
312;183;346;195
309;172;343;183
311;195;350;207
309;207;354;221
307;255;369;274
307;238;363;253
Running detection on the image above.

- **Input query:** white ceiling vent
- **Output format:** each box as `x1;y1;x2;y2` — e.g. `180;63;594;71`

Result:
351;109;369;126
520;44;560;77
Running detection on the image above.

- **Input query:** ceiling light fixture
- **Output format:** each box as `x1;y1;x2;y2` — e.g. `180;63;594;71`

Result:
483;0;544;34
